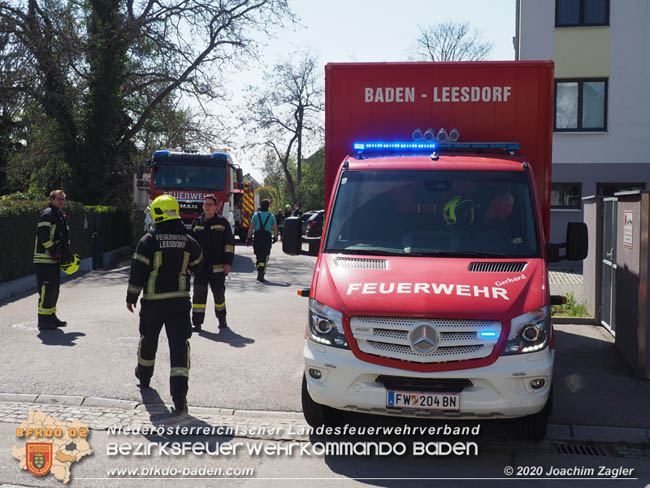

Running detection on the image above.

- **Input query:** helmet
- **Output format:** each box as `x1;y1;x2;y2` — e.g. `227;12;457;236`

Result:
60;254;80;275
147;195;181;224
285;204;291;210
444;196;475;226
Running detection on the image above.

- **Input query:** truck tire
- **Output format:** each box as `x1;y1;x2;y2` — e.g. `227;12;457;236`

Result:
519;388;552;442
301;375;339;428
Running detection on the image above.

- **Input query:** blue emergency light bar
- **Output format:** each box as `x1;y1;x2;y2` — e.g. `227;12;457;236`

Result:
353;141;520;154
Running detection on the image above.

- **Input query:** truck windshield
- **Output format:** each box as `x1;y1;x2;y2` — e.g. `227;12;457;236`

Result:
325;169;540;258
153;165;226;191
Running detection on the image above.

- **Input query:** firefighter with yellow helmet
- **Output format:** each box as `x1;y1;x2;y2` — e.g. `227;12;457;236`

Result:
126;195;204;415
33;189;79;330
443;195;476;226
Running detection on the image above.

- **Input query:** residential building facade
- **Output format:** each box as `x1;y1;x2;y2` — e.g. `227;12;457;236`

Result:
516;0;650;241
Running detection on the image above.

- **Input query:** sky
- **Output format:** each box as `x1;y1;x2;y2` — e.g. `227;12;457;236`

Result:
223;0;517;181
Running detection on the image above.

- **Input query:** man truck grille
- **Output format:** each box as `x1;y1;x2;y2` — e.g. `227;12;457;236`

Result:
350;316;502;363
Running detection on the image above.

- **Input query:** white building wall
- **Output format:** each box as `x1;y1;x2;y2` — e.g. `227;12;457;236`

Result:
519;0;650;166
608;0;650;163
518;0;554;60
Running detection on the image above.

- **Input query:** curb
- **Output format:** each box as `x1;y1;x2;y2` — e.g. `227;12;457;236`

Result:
1;393;648;445
552;317;597;325
0;246;129;302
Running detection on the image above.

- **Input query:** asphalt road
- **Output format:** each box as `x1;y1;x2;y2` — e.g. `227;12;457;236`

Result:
0;242;315;411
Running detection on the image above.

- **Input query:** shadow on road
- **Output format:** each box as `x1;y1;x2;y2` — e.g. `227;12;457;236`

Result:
196;327;255;348
137;385;234;445
230;253;256;273
552;326;650;427
258;280;292;287
36;328;86;346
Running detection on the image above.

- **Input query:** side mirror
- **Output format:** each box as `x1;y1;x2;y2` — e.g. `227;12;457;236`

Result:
566;222;588;261
236;168;244;183
282;217;302;255
546;222;588;262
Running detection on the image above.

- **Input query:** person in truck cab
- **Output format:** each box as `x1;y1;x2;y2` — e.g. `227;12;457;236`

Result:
474;190;524;250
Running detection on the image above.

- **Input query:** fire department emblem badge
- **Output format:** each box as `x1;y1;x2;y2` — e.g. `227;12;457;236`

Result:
26;442;53;476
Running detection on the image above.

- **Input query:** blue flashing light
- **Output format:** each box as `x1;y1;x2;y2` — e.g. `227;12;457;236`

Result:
353;141;520;154
353;141;437;152
479;331;498;339
153;150;170;158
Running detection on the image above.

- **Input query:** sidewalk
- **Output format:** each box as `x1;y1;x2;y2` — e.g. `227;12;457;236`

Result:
549;266;585;306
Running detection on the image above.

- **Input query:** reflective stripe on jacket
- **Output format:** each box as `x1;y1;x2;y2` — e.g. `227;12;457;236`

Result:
127;220;204;303
190;214;234;271
33;204;69;264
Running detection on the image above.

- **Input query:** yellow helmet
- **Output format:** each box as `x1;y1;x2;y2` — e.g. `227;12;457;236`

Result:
60;254;80;275
147;195;181;223
444;196;475;226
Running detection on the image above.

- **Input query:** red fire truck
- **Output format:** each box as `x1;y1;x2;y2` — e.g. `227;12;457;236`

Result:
283;61;588;441
142;150;255;237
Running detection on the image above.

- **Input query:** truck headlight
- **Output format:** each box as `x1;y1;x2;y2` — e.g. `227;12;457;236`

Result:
308;299;349;349
502;306;551;355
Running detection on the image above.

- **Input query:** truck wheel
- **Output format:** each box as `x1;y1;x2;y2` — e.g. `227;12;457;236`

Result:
519;388;552;442
301;375;338;428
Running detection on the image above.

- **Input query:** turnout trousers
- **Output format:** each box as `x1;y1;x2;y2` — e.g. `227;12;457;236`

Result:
253;234;272;276
35;263;60;317
192;270;226;325
136;298;192;401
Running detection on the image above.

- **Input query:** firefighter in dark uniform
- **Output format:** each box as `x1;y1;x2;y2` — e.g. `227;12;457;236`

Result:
126;195;204;415
33;190;78;330
190;195;234;332
246;199;278;282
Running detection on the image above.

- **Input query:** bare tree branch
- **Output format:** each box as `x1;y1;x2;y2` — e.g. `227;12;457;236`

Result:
410;21;493;62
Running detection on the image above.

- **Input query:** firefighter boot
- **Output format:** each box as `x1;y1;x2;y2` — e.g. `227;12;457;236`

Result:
256;269;265;283
172;397;188;416
217;311;228;329
37;315;58;330
52;314;67;327
191;314;203;332
134;367;150;388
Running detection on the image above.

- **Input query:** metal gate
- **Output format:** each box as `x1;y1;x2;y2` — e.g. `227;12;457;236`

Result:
601;197;617;334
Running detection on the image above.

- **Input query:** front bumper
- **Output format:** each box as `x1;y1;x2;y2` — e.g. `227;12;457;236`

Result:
304;339;553;419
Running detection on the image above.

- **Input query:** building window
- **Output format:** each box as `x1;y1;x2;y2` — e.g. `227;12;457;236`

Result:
597;183;646;197
556;0;609;27
555;79;607;131
552;183;582;209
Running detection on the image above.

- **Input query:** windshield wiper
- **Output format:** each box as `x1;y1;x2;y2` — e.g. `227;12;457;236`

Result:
326;248;405;256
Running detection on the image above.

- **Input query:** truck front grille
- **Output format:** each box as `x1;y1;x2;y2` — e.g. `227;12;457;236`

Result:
350;316;502;364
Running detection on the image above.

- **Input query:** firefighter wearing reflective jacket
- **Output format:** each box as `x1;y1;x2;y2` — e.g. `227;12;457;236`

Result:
190;195;234;332
246;199;278;283
126;195;204;416
33;190;75;330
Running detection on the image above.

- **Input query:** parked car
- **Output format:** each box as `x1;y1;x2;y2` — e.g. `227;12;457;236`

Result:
301;210;318;234
305;210;325;237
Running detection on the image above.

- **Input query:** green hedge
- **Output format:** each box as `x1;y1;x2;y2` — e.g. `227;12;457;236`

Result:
0;200;88;283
